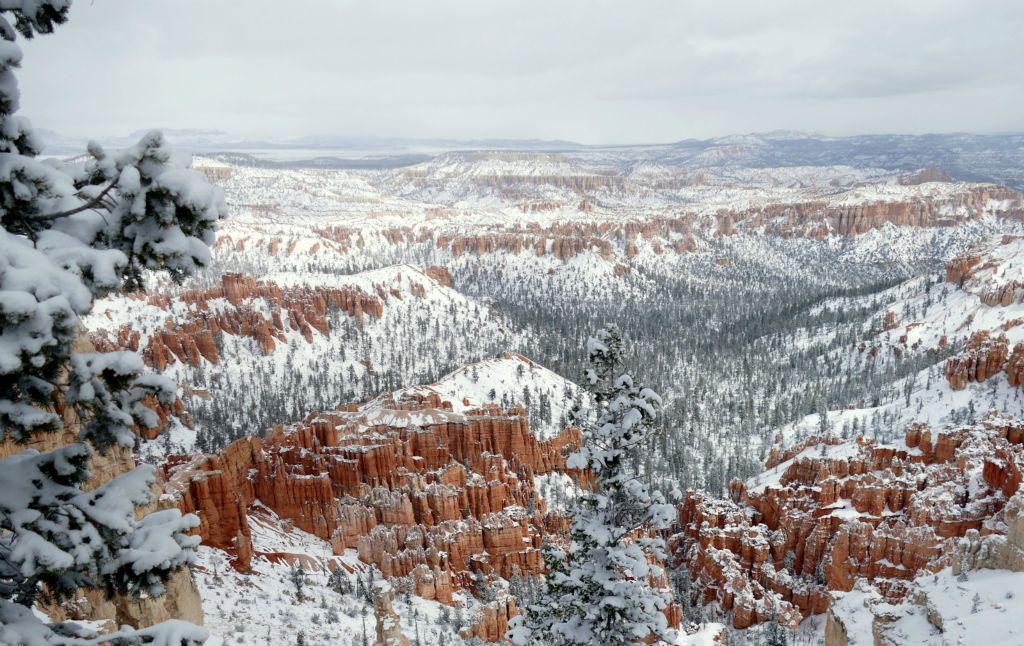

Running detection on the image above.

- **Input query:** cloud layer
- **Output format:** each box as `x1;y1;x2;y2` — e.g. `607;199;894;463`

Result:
18;0;1024;144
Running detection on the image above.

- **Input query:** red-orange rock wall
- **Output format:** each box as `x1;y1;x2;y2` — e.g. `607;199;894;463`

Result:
164;393;584;598
674;416;1024;629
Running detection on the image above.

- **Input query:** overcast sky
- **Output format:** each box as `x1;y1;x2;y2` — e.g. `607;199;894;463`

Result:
17;0;1024;144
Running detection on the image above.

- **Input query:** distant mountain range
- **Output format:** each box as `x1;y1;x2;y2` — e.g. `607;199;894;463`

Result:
35;127;1024;189
33;127;583;156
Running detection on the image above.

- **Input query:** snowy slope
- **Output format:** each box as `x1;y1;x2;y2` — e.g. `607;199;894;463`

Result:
830;568;1024;646
84;264;528;456
195;522;484;646
398;353;582;439
774;236;1024;451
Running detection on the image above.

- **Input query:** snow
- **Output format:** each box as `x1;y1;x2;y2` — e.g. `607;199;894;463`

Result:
58;146;1024;642
675;622;725;646
399;352;581;439
766;238;1024;459
193;515;485;646
832;568;1024;646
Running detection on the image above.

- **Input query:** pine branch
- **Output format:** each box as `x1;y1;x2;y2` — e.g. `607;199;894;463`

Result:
34;179;119;222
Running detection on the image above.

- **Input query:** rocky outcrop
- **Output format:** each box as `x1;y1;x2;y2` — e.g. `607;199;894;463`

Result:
424;265;453;287
673;415;1024;629
882;311;899;331
164;391;584;590
111;563;204;631
825;491;1024;646
708;185;1018;239
461;598;519;642
946;235;1024;305
372;581;410;646
93;272;385;372
954;490;1024;574
409;563;454;604
89;270;445;439
945;331;1010;389
425;186;1022;265
210;185;1021;279
824;186;1017;236
939;239;1024;390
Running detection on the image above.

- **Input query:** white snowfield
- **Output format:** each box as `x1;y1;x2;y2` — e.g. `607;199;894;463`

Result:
830;568;1024;646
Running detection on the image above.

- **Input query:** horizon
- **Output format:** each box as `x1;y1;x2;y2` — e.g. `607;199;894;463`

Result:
35;125;1024;152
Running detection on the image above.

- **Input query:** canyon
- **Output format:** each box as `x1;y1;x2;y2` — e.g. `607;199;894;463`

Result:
68;146;1024;644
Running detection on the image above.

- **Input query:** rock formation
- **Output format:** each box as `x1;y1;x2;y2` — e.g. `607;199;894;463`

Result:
673;415;1024;629
945;331;1010;389
946;235;1024;305
953;490;1024;574
423;185;1021;264
89;270;444;438
164;390;584;595
210;185;1018;272
372;581;410;646
461;598;519;642
825;490;1024;646
92;272;385;372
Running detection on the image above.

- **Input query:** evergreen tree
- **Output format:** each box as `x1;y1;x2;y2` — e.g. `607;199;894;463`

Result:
328;567;353;595
0;1;225;643
290;562;306;601
764;607;789;646
509;326;677;645
360;605;370;646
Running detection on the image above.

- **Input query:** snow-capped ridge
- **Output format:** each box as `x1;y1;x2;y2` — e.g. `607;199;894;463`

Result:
340;352;581;440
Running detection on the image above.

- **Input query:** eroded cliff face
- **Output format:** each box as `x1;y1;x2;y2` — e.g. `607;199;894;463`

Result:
460;597;519;642
163;391;585;606
92;272;384;372
672;415;1024;629
424;185;1021;262
940;238;1024;391
825;490;1024;646
372;582;410;646
206;178;1024;275
944;330;1011;389
947;234;1024;305
88;269;442;438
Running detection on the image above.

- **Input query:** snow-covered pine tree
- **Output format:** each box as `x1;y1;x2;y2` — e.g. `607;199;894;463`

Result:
509;326;678;646
327;567;352;595
764;607;790;646
290;563;306;601
0;1;226;643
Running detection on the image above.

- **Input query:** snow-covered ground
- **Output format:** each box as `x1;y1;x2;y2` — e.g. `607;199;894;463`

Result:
197;510;484;646
831;568;1024;646
398;353;582;439
74;152;1024;644
758;237;1024;459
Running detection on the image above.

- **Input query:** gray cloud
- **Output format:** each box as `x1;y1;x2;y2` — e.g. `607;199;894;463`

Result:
16;0;1024;144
